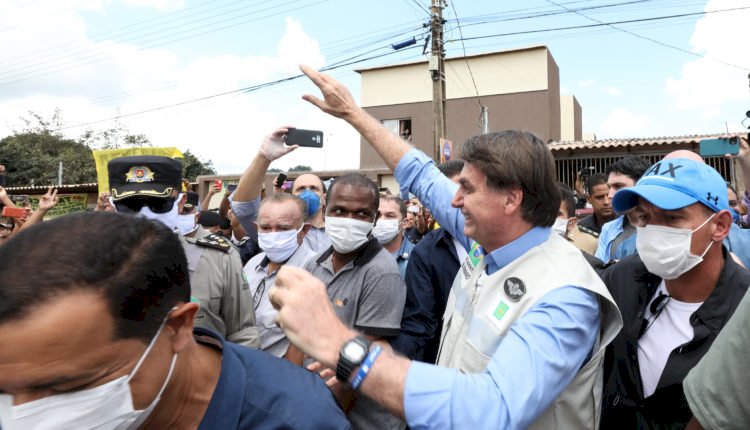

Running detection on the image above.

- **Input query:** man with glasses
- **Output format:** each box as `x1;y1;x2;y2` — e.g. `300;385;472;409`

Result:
243;193;315;365
107;156;260;349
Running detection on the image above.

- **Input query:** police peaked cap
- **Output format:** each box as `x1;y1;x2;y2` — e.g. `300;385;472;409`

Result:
108;156;182;201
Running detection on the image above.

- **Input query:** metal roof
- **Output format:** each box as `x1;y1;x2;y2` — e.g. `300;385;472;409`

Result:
548;133;741;152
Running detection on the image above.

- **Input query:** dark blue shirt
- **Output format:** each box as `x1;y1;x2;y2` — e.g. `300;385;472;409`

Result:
195;328;351;430
390;228;460;363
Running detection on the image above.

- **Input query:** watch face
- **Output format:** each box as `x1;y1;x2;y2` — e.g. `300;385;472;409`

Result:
343;341;367;361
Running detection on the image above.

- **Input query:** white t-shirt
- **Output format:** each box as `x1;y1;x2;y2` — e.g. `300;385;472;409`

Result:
638;282;702;397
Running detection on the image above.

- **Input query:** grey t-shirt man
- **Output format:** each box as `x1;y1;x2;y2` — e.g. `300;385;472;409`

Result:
304;237;406;430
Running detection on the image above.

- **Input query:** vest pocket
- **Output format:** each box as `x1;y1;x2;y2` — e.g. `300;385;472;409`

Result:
460;316;503;374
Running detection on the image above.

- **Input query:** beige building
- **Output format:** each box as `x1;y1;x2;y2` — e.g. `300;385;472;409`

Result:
356;45;580;170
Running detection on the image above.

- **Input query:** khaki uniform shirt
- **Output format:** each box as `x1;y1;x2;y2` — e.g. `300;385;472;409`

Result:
181;227;260;348
569;223;599;255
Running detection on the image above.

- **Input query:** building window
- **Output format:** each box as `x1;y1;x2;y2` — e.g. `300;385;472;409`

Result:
383;119;412;142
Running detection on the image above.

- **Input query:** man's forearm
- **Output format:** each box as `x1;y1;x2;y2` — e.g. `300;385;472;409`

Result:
345;109;412;172
234;154;271;202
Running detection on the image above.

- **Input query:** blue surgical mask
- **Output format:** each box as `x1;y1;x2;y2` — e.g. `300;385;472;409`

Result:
298;190;321;218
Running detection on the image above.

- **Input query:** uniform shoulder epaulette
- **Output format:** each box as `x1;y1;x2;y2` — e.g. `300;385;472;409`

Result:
196;233;232;253
578;225;600;238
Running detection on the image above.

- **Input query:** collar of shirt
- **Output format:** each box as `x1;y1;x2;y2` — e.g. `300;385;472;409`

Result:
483;226;551;275
194;328;244;430
395;233;415;260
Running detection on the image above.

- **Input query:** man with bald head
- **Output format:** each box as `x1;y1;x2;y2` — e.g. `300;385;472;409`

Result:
599;152;750;428
230;128;331;254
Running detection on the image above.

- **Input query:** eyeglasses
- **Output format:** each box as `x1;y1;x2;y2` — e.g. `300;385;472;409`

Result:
253;278;268;311
639;292;670;338
113;197;176;214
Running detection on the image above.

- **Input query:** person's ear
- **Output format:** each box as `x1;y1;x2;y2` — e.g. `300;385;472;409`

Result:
166;302;199;353
712;210;733;242
503;186;524;215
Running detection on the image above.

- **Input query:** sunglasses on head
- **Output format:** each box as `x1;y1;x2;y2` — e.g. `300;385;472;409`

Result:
113;196;176;214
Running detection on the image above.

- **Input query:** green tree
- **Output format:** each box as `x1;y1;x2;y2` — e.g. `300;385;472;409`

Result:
289;165;312;172
180;149;216;181
268;168;283;173
0;111;97;186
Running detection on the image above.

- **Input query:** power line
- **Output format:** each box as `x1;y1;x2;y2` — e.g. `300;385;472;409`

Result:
448;0;481;105
543;0;749;71
0;0;325;87
456;4;750;73
58;45;421;131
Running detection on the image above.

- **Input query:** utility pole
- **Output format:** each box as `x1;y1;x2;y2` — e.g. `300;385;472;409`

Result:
429;0;446;162
58;161;63;186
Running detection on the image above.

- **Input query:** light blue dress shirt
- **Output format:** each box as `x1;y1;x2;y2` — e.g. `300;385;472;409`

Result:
595;215;638;262
394;148;601;429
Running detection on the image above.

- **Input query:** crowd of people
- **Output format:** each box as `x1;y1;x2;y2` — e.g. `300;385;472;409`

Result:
0;65;749;430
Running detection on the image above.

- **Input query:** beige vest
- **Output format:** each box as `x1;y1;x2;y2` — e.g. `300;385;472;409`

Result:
438;233;622;429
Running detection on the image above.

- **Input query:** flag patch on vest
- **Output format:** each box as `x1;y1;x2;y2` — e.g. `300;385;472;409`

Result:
493;301;510;321
461;241;484;280
503;277;526;302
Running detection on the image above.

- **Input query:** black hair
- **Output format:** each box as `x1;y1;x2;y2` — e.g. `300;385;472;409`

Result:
438;159;465;179
326;173;380;215
606;156;651;182
0;212;190;343
380;194;407;219
558;183;576;218
586;173;609;196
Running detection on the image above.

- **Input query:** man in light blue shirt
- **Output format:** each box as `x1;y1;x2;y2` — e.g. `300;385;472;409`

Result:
595;156;651;262
268;65;621;430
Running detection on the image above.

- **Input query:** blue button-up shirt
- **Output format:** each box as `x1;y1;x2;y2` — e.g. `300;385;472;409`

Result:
394;148;600;429
595;215;638;262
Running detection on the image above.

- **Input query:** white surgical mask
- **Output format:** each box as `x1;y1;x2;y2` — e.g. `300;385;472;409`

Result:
137;194;183;234
0;317;177;430
175;214;198;236
325;217;373;253
552;217;569;237
372;219;400;244
258;226;303;263
636;214;716;280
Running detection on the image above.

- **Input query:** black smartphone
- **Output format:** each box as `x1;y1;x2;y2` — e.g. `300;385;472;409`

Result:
285;128;323;148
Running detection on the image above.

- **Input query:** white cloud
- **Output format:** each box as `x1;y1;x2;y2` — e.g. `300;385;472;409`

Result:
666;0;750;117
598;108;650;137
605;86;621;96
123;0;185;11
0;4;359;174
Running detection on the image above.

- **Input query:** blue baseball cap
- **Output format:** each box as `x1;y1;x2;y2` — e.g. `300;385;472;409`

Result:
612;158;729;213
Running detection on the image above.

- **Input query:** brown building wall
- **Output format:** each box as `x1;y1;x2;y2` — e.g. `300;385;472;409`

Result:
360;90;559;169
545;50;561;143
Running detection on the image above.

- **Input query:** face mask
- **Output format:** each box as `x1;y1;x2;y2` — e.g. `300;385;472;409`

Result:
636;214;716;280
0;316;177;430
325;217;373;253
137;193;183;234
258;226;303;263
298;190;321;218
175;214;198;236
552;217;569;237
372;219;400;244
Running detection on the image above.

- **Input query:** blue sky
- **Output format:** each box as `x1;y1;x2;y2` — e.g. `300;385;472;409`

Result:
0;0;747;173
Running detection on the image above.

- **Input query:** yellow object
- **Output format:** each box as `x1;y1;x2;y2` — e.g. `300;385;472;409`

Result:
93;147;183;195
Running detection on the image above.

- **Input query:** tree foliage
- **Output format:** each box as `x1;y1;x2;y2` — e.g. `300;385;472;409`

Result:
289;165;312;172
181;149;216;181
0;110;218;186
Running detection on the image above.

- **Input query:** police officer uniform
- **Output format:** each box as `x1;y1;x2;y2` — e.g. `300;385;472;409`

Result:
108;156;260;349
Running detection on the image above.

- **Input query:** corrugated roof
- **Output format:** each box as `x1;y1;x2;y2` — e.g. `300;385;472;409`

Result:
548;133;741;152
3;183;98;194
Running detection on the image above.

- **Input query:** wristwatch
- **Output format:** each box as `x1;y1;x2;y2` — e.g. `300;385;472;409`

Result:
336;335;372;382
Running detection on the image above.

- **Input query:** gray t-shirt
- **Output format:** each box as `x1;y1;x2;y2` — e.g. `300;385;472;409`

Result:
684;290;750;429
304;237;405;337
304;237;406;430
